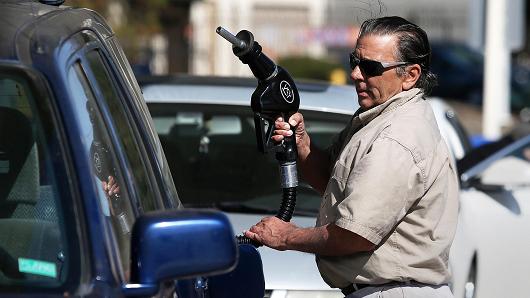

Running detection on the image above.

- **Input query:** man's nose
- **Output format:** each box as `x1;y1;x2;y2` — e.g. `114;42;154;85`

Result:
351;65;363;81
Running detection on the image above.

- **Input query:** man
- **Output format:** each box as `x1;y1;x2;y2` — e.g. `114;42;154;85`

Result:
245;16;458;297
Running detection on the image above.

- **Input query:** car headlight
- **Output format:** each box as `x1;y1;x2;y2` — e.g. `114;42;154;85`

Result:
268;290;343;298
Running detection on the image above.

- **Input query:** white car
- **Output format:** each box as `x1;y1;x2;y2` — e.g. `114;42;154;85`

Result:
450;134;530;298
140;75;530;298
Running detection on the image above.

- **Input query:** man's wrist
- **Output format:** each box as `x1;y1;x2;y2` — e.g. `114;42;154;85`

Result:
297;134;311;161
283;226;322;253
283;226;300;251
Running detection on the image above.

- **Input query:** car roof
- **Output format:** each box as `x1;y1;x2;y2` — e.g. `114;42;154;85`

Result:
0;1;112;63
139;75;359;115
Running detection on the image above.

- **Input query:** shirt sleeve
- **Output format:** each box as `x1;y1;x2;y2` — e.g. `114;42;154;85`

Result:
334;135;425;245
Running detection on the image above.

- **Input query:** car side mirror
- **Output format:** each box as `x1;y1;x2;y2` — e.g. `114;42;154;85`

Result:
123;209;238;297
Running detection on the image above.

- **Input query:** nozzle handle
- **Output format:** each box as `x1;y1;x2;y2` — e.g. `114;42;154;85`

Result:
216;26;247;50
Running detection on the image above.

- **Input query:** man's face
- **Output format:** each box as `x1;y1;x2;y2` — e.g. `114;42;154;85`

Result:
351;34;407;110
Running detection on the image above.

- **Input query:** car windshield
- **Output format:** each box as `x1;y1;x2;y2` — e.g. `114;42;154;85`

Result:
148;103;350;216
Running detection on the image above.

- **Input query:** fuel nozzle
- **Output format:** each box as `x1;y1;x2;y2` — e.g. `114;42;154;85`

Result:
217;27;300;247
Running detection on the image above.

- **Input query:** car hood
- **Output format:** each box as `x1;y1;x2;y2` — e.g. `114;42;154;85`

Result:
225;212;335;291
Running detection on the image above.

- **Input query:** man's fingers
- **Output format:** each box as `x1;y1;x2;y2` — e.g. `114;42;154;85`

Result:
249;224;260;233
110;185;120;193
244;230;262;243
271;130;293;143
273;129;293;136
275;120;290;129
288;113;303;126
272;135;284;142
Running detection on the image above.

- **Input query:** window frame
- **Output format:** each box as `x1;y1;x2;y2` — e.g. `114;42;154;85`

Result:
67;58;138;282
63;42;161;284
68;32;165;210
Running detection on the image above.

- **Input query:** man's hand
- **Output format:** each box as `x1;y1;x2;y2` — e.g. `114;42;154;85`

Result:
273;113;310;158
102;175;120;198
244;217;298;251
273;113;331;195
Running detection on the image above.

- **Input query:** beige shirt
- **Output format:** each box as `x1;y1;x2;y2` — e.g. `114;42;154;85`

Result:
315;88;459;288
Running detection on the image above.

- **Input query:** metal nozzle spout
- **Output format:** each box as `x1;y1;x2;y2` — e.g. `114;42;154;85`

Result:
216;26;247;50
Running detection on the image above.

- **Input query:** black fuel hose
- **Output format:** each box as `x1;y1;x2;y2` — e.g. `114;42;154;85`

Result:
276;187;296;222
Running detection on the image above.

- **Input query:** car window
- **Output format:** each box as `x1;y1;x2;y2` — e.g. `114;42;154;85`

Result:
67;61;136;278
0;71;78;290
104;37;181;209
85;49;160;213
148;103;348;215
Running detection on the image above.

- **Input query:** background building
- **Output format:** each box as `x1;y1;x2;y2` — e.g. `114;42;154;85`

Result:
189;0;470;77
67;0;525;79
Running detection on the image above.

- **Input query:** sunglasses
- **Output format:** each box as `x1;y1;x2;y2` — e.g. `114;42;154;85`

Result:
349;53;411;76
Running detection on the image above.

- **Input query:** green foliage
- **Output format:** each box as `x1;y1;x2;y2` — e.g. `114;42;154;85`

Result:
277;56;343;81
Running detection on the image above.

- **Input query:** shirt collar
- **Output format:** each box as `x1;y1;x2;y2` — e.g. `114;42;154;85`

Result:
357;88;424;126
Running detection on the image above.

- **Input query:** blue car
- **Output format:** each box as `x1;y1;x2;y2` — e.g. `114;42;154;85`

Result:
0;1;264;297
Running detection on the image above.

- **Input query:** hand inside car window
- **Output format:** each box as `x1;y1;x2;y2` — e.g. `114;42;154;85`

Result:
102;175;121;212
101;175;131;235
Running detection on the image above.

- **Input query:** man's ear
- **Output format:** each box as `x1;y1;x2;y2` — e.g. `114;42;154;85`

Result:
401;64;421;90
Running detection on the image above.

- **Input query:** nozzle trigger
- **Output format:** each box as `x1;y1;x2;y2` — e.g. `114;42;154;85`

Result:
253;113;276;153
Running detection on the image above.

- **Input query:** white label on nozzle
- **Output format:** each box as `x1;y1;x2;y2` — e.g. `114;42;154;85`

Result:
280;81;294;103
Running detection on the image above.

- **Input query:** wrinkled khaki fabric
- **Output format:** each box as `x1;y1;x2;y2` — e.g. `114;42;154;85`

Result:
316;88;459;288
